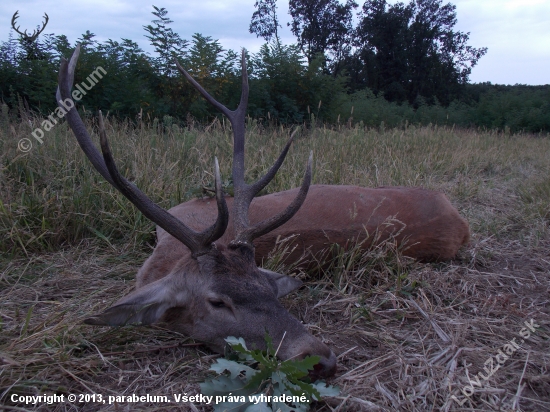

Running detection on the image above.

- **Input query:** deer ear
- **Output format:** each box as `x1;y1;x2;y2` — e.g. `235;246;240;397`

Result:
259;268;303;298
84;275;185;326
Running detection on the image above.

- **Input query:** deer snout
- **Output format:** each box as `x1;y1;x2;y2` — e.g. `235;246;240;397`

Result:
296;345;336;381
286;330;337;379
310;350;337;379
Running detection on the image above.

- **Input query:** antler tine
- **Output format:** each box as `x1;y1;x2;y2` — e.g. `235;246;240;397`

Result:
57;44;79;103
11;11;19;32
231;50;249;189
230;128;299;241
11;11;27;38
175;50;248;175
175;49;254;244
35;13;49;38
58;47;229;257
58;48;116;187
201;157;231;247
249;128;298;196
174;60;233;120
233;151;313;245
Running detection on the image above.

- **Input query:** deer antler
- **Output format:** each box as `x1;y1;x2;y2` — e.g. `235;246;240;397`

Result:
57;46;229;257
175;50;312;250
11;11;49;42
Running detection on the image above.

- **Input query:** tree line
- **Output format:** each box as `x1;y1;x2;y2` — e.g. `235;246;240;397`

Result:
0;1;549;133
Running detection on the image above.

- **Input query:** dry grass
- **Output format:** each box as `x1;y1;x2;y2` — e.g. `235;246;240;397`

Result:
1;115;549;411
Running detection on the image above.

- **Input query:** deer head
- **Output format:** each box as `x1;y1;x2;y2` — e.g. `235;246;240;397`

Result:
56;46;336;377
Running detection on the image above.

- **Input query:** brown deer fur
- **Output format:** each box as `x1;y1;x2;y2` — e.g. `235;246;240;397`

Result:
138;185;469;287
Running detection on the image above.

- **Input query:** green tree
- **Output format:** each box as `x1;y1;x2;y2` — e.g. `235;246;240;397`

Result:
96;39;155;117
142;6;190;118
288;0;358;68
0;30;59;112
250;0;282;43
353;0;487;105
143;5;189;76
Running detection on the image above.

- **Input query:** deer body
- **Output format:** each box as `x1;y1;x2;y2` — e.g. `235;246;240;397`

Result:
139;185;468;286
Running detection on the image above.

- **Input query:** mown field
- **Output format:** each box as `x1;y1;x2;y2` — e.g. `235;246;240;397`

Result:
1;115;549;411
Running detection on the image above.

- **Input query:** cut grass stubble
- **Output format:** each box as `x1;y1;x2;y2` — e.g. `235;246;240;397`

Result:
1;117;549;411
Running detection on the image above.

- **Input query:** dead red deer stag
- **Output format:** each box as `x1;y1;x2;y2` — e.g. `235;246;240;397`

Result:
58;45;469;378
57;46;336;377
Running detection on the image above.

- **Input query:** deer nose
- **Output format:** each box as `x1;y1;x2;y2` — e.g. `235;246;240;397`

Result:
305;350;337;379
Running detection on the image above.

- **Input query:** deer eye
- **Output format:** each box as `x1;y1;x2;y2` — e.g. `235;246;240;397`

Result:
209;300;226;309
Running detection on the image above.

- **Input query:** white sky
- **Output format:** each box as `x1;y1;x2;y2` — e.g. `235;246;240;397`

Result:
1;0;549;85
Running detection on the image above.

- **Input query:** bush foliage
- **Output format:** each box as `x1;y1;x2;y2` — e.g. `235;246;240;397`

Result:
0;5;548;133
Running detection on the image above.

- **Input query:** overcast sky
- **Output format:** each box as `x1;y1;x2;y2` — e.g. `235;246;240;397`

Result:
1;0;549;85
